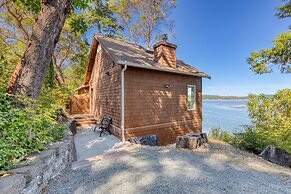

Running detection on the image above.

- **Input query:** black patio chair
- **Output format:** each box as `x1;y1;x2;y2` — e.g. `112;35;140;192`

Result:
93;116;112;137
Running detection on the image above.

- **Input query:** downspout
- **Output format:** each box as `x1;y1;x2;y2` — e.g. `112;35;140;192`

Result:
121;65;127;143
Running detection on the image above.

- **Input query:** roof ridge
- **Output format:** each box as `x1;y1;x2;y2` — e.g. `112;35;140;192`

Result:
92;34;210;79
94;34;147;51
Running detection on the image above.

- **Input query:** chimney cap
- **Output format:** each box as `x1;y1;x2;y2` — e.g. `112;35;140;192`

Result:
153;34;176;49
161;34;168;42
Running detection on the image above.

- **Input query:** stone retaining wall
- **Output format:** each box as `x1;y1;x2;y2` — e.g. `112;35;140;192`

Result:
0;119;77;194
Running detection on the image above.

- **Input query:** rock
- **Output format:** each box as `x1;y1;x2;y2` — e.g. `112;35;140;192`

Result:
260;145;291;167
0;174;26;194
8;164;45;183
128;135;158;146
26;149;57;166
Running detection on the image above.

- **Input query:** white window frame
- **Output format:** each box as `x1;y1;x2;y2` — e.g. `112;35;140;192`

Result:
97;44;101;53
187;85;196;111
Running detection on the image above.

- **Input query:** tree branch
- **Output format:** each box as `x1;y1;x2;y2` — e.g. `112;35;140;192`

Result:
57;43;72;68
5;1;30;41
0;37;22;58
0;28;27;44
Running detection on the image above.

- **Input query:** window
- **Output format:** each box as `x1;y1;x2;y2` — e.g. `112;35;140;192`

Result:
187;85;196;110
97;44;101;53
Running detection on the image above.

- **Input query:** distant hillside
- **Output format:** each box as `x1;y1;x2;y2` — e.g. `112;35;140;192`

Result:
203;94;274;100
203;95;248;100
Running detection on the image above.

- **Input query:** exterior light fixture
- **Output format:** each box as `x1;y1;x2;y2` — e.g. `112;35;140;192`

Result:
165;84;171;89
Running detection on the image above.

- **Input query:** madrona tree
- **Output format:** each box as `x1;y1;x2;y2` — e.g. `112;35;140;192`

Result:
6;0;92;99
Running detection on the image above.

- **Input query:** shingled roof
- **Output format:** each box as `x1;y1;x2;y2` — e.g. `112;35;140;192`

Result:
84;35;210;85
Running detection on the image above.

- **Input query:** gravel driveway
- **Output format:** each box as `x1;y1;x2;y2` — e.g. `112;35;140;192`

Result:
48;139;291;194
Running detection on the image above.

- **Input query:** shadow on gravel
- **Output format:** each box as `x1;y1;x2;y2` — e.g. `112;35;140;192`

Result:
48;145;291;194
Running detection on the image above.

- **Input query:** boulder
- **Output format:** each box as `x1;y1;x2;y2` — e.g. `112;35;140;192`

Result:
8;164;45;183
260;145;291;167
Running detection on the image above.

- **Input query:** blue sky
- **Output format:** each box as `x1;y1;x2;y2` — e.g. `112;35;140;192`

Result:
86;0;290;96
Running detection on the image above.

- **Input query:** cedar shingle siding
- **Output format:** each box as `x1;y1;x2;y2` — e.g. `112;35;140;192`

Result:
124;67;202;145
90;47;122;137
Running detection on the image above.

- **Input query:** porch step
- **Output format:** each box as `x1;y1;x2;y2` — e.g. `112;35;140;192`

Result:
73;114;97;127
75;118;96;122
76;120;96;126
72;114;94;119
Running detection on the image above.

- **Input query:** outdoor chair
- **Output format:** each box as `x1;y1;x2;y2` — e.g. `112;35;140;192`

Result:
93;116;112;137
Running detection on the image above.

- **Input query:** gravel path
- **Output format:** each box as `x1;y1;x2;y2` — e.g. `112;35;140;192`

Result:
48;139;291;194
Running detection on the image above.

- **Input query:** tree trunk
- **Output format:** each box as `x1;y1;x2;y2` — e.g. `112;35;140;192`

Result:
7;0;73;99
55;66;65;86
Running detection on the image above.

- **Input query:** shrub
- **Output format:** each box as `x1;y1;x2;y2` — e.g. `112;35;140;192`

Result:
231;126;267;154
209;89;291;155
0;93;65;171
209;128;233;143
248;89;291;153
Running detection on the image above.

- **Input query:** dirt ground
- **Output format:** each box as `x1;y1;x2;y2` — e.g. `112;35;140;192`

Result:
48;130;291;194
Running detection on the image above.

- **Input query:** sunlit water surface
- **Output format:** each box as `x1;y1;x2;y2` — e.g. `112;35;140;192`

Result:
203;100;251;133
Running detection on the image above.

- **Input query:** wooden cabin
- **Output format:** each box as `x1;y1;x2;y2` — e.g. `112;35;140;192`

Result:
71;35;210;145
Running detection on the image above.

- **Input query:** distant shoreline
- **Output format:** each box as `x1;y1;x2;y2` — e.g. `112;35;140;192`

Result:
203;94;273;100
203;95;248;100
203;99;248;101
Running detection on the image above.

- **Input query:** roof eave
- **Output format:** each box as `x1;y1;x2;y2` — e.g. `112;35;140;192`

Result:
117;61;211;79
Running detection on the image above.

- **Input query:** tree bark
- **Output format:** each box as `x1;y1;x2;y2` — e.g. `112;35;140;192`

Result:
52;55;65;86
55;66;65;86
7;0;73;99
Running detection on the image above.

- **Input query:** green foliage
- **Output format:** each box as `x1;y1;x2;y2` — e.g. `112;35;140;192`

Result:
209;90;291;154
209;127;268;154
68;16;88;35
247;0;290;74
0;93;65;170
209;128;233;143
14;0;41;13
231;127;267;154
44;61;56;89
63;39;90;92
87;0;124;37
276;0;291;19
247;32;291;74
247;89;291;153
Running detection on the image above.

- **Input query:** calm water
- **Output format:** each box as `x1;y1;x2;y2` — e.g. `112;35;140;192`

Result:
202;100;251;133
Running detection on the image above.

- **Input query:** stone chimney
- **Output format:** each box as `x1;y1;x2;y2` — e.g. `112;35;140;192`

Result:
153;34;177;68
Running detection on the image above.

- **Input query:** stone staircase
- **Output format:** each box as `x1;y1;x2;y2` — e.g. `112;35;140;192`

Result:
73;114;97;128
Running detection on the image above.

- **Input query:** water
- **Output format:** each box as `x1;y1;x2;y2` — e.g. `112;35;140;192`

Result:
202;100;251;133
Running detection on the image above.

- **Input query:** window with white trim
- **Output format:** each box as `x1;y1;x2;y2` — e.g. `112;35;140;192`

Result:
97;44;101;53
187;85;196;110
